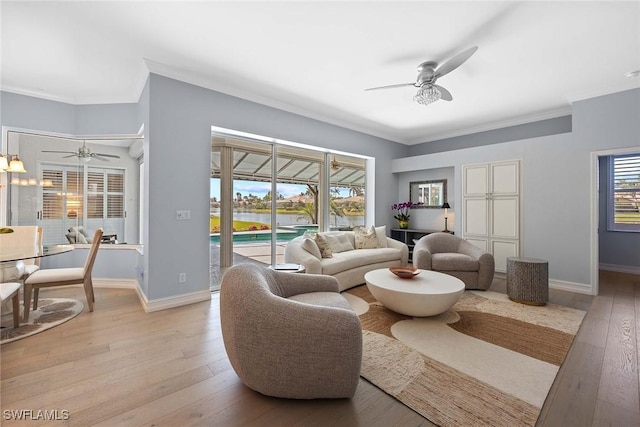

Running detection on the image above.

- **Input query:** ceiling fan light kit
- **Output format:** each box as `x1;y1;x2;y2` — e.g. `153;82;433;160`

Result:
414;85;442;105
366;46;478;107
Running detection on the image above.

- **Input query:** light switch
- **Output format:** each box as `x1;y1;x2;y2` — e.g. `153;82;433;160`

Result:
176;210;191;220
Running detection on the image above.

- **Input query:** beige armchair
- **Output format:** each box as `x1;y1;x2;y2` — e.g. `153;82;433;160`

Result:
413;232;495;290
220;264;362;399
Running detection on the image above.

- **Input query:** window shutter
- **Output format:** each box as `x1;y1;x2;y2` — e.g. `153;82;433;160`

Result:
107;173;124;218
87;172;105;219
611;154;640;231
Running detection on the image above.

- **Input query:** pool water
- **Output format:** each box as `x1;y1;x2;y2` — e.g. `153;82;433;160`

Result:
210;225;318;244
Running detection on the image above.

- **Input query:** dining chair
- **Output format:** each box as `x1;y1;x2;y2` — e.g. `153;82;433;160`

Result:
22;226;43;279
23;228;103;321
0;282;22;327
0;225;40;282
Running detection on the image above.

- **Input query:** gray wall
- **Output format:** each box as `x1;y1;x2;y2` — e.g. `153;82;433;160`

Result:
407;115;573;156
393;88;640;293
142;74;408;300
3;75;409;302
396;166;455;231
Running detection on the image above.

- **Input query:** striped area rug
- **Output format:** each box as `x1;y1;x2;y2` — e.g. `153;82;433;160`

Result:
343;286;585;427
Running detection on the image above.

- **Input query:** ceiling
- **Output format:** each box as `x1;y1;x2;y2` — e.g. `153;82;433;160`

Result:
2;1;639;145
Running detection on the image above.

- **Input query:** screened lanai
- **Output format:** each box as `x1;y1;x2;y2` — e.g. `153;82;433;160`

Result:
210;135;368;289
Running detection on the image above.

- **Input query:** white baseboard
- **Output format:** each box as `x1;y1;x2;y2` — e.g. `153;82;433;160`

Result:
493;271;594;295
91;278;212;313
549;279;594;295
134;286;211;313
599;263;640;275
93;278;138;289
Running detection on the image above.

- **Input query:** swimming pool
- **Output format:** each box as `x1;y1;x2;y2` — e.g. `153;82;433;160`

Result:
209;225;318;244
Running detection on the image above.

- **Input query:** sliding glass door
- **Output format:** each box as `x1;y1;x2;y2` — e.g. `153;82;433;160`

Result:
210;131;368;290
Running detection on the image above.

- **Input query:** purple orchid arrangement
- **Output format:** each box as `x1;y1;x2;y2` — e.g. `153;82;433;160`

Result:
391;201;422;221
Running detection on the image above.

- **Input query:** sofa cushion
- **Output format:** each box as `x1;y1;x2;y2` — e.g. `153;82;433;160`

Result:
322;247;402;276
354;226;379;249
322;232;354;253
301;236;321;259
288;291;352;311
314;234;333;258
432;253;479;272
375;225;388;248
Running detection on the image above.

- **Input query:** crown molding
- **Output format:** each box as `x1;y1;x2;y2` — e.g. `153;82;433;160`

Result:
403;107;573;145
142;58;404;144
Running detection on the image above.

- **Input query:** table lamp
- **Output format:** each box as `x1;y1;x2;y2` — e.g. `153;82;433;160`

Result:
442;202;451;232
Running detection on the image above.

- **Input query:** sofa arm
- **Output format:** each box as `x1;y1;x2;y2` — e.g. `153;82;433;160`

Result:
477;252;495;290
284;238;322;274
269;269;339;298
412;238;433;269
386;237;409;265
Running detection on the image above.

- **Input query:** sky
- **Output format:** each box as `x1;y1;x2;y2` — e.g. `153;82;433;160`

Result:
210;178;350;200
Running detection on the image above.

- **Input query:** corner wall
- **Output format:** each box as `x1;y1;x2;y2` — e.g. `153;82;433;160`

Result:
392;88;640;294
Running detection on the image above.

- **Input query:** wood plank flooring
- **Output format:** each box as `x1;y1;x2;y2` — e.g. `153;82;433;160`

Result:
1;271;638;426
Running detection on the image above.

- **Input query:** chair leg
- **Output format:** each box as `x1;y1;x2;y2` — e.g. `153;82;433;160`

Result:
33;288;40;310
84;278;94;312
12;293;20;328
23;285;32;322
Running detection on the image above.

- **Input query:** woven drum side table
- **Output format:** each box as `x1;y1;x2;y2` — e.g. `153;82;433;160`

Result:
506;257;549;306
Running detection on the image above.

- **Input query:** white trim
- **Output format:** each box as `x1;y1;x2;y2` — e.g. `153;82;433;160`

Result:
93;278;137;289
599;263;640;275
549;279;595;296
134;287;211;313
495;271;594;295
51;278;211;313
404;107;572;145
590;146;640;297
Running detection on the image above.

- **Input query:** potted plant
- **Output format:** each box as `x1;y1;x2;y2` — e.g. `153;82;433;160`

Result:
392;201;421;229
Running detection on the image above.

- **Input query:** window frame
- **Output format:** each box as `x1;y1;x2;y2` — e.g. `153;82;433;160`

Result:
607;153;640;233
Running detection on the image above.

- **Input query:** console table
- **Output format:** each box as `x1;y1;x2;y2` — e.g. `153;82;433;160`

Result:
390;228;453;262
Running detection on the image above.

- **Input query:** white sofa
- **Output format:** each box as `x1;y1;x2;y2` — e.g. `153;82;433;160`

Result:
284;227;408;291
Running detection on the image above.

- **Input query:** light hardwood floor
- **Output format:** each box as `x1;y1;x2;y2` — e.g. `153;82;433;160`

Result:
1;271;638;426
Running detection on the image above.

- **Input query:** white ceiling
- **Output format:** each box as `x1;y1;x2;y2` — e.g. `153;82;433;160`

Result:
2;1;639;145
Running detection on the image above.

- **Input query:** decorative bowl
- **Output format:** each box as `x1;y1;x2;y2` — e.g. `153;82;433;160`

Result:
389;266;420;279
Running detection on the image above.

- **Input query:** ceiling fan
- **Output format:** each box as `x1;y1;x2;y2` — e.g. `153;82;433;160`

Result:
365;46;478;106
43;140;120;162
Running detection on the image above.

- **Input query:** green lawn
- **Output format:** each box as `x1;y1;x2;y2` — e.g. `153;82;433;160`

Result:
210;216;269;233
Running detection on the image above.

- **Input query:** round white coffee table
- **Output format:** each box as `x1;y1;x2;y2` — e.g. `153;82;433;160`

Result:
364;268;465;317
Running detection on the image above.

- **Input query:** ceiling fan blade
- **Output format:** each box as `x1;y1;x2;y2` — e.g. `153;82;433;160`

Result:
365;83;415;91
435;85;453;101
42;150;76;154
94;153;120;159
433;46;478;79
92;155;109;161
62;154;78;158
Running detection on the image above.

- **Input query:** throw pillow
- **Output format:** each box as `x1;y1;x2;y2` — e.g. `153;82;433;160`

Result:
322;232;354;253
314;233;333;258
301;236;321;259
67;231;87;244
375;225;388;248
354;226;380;249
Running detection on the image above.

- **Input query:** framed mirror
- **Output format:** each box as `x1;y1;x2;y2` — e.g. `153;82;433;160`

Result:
409;179;447;208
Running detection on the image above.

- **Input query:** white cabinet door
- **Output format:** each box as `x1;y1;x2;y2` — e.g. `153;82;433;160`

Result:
464;164;488;196
464;198;488;236
491;197;519;239
491;162;519;195
462;161;520;273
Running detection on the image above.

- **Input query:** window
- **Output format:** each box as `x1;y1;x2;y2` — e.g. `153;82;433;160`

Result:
39;163;125;244
608;154;640;232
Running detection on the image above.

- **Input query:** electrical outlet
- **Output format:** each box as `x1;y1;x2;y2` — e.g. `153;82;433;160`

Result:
176;210;191;220
179;272;186;283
